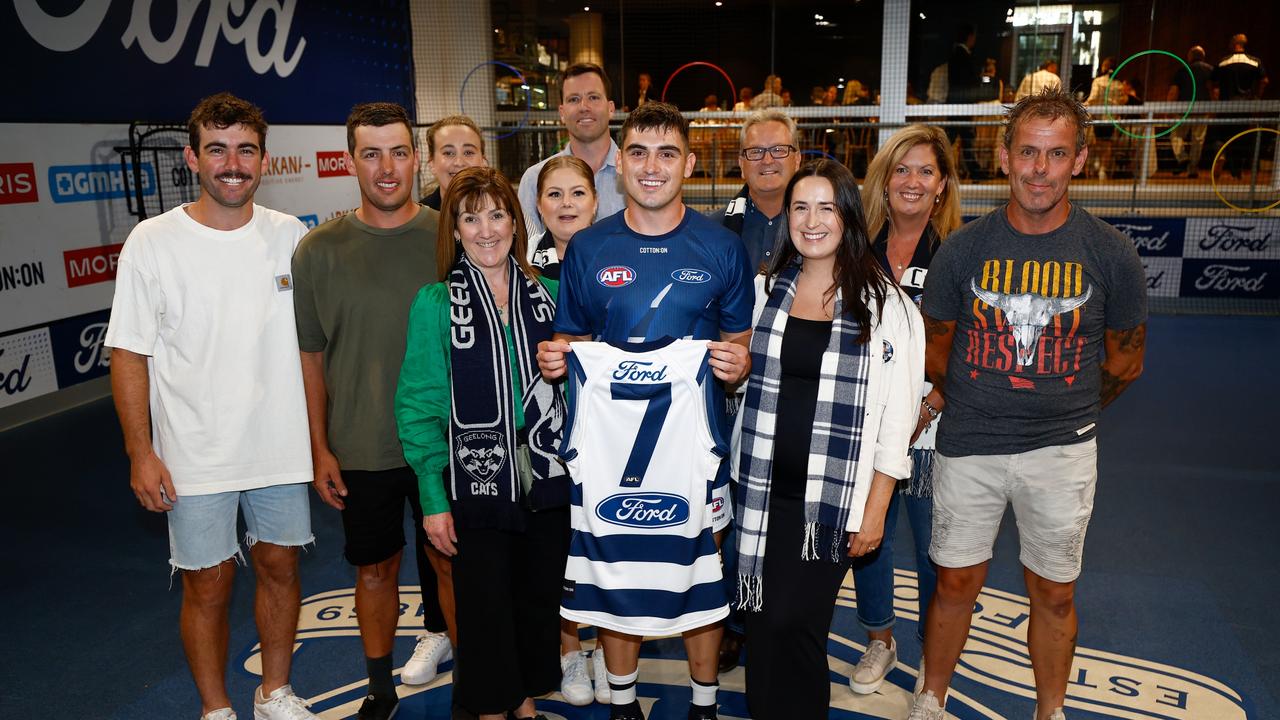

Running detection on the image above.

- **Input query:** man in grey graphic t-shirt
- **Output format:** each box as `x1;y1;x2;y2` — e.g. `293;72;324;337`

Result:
909;89;1148;720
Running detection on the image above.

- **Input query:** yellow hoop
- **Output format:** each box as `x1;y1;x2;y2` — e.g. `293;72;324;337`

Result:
1210;127;1280;213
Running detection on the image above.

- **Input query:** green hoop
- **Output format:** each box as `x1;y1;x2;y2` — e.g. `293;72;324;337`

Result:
1102;49;1196;140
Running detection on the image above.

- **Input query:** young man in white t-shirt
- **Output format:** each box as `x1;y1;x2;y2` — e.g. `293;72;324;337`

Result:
106;93;318;720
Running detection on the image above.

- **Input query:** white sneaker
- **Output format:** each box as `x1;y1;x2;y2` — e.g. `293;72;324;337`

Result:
253;685;318;720
849;638;897;694
201;709;236;720
560;651;594;706
592;646;610;704
907;689;946;720
1036;706;1067;720
401;631;452;685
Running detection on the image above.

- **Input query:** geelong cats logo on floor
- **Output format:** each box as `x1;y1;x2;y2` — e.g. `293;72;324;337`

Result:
235;579;1253;719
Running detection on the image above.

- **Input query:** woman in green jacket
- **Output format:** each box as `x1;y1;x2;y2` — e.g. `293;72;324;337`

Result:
395;166;565;720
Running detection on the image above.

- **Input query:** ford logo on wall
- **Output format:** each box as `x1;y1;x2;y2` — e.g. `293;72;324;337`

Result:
596;492;690;528
671;268;710;283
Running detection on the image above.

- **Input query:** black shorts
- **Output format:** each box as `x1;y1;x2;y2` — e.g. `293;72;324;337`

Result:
339;466;425;566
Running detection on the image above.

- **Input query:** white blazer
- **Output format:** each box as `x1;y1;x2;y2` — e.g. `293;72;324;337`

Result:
731;273;925;532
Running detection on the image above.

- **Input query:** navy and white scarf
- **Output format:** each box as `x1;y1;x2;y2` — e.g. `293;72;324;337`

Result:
448;254;566;531
734;263;870;611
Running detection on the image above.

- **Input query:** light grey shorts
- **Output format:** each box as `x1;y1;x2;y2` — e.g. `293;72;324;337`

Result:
167;482;314;572
929;438;1098;583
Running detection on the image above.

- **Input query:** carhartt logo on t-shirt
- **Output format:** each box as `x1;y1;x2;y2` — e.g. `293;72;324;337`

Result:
275;274;292;292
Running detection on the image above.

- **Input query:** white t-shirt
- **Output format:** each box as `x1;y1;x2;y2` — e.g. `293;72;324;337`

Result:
105;204;313;496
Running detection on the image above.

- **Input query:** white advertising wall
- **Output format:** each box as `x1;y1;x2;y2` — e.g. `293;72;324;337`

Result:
0;122;377;414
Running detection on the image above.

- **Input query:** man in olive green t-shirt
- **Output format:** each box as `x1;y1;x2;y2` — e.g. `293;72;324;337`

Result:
291;102;451;720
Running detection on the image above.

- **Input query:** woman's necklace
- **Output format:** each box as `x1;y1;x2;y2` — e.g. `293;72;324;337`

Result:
886;231;916;271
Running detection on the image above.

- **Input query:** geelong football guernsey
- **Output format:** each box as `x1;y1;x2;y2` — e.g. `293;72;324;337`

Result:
559;338;730;634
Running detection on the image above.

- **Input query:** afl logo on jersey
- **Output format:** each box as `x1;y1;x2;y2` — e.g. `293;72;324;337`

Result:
597;492;690;528
671;268;711;284
597;266;636;287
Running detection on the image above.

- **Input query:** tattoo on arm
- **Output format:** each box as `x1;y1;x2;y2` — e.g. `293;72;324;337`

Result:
922;313;954;391
1100;323;1146;408
1114;324;1146;353
923;314;951;343
1100;367;1126;408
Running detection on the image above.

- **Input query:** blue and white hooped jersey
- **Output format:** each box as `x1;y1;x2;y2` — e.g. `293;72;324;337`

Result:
559;338;730;635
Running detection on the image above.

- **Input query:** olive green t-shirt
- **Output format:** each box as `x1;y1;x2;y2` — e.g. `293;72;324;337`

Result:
292;207;440;470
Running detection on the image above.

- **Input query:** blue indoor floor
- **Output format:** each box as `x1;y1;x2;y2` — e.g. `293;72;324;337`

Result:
3;313;1276;719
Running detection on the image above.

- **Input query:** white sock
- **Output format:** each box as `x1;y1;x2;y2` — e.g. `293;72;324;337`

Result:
690;676;718;706
607;668;639;705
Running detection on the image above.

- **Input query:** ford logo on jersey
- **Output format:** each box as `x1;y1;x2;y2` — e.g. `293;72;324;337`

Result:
671;268;711;283
611;360;668;382
596;492;690;528
597;266;636;287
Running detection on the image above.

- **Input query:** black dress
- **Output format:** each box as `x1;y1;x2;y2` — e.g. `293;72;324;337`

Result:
745;316;852;719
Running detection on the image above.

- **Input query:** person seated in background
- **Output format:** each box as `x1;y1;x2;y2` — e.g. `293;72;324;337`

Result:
1015;59;1061;100
824;85;839;106
634;72;653;108
733;86;755;112
700;94;721;112
842;80;872;105
751;75;785;109
810;86;828;106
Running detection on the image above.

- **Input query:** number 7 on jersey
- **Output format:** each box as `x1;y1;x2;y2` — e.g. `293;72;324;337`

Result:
610;382;672;487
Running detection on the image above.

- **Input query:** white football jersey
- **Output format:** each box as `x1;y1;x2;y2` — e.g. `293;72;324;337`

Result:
559;338;730;635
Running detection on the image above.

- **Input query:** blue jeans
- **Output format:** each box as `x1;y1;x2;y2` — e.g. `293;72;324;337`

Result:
850;490;936;641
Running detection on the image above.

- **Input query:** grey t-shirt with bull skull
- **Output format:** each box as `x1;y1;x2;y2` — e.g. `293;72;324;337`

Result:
922;203;1147;456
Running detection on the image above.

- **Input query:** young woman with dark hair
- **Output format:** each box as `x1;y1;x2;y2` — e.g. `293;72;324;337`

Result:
733;159;924;718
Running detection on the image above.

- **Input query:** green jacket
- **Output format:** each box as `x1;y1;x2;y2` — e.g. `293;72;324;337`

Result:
394;275;559;515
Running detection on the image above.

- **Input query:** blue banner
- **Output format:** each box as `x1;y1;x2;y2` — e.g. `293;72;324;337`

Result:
1;1;414;124
47;309;114;389
1101;217;1185;258
1179;259;1280;299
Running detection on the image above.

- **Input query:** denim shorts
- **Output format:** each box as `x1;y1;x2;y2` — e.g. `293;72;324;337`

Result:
929;439;1097;583
167;482;314;571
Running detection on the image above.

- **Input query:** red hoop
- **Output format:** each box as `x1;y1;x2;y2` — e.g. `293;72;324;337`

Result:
660;61;737;110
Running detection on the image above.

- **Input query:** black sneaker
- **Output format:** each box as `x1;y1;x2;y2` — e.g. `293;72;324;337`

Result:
357;693;399;720
688;703;718;720
610;700;647;720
